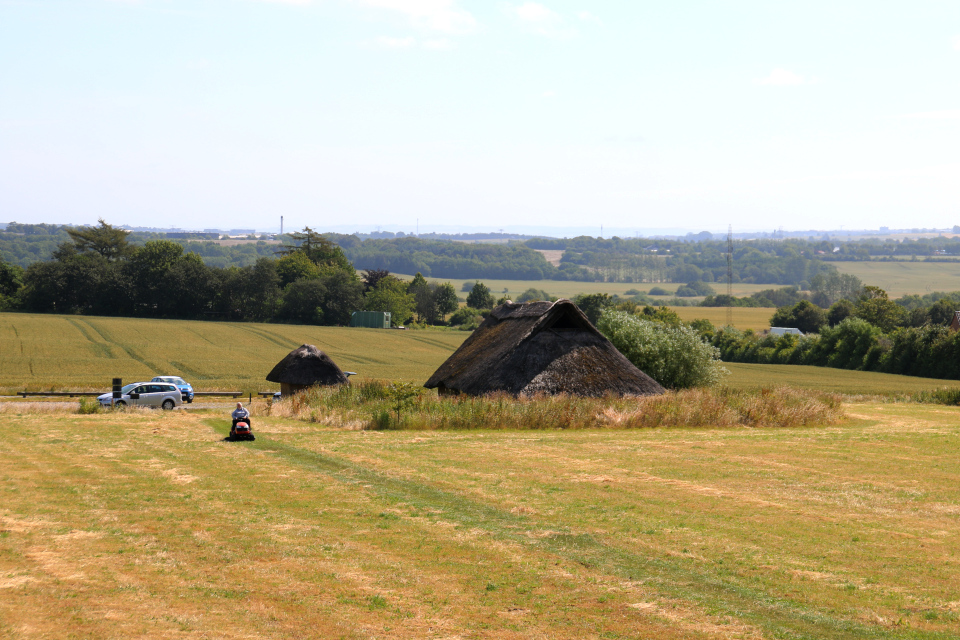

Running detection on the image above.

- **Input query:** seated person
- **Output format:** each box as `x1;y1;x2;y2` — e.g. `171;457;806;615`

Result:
231;402;252;430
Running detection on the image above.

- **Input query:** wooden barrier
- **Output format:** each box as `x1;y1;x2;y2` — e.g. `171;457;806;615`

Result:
18;392;101;398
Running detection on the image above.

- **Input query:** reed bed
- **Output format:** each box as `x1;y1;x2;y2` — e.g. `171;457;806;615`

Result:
268;382;844;430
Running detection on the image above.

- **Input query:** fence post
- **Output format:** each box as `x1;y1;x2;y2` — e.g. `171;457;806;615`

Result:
112;378;122;405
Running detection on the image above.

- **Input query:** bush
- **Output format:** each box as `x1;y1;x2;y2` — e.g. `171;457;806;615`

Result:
648;286;668;296
448;306;484;327
516;287;552;303
597;311;728;389
77;397;101;414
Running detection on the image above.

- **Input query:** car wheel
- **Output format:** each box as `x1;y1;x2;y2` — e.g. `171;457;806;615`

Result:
162;399;175;411
115;400;126;408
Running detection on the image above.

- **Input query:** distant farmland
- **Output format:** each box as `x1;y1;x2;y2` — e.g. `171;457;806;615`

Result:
393;273;776;302
831;260;960;297
6;313;960;397
0;313;466;393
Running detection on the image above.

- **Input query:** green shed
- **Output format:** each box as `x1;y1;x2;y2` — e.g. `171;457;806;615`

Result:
350;311;392;328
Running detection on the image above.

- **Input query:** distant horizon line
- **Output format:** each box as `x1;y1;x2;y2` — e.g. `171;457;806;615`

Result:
3;220;957;240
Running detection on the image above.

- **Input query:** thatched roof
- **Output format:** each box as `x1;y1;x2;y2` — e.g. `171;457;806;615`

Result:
424;299;665;397
266;344;349;386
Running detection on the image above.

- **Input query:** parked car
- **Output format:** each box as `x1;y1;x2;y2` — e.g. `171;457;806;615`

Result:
151;376;194;403
98;382;183;410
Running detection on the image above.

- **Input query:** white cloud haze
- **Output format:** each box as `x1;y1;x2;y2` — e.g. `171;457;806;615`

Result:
754;68;809;86
357;0;477;33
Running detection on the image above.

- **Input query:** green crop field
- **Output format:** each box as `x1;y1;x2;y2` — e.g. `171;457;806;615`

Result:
0;312;466;394
833;261;960;297
2;402;959;638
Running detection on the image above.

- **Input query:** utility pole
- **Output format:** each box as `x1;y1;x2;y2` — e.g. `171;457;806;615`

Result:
726;225;734;328
280;216;283;235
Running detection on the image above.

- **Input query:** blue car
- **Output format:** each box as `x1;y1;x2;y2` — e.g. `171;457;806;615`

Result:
152;376;194;403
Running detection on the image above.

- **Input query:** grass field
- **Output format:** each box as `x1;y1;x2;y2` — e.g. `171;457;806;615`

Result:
0;312;465;394
832;261;960;297
400;259;960;302
393;273;776;301
2;404;959;638
723;362;960;395
670;306;774;330
8;313;960;397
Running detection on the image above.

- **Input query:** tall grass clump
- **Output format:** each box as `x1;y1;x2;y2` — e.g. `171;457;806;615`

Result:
904;387;960;406
268;381;843;431
77;397;102;415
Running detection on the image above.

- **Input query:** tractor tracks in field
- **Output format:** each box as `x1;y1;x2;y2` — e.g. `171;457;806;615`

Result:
65;318;114;358
204;419;919;640
79;318;165;373
235;325;301;351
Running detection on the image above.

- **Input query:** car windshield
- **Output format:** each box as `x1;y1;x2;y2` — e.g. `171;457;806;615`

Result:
121;383;138;393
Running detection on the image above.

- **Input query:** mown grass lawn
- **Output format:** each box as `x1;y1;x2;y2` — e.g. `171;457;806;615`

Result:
1;404;959;638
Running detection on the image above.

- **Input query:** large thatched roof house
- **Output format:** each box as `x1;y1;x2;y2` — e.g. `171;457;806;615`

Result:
266;344;349;395
424;299;665;397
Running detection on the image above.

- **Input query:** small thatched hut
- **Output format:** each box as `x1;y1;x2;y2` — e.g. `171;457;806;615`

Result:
424;299;665;397
266;344;349;396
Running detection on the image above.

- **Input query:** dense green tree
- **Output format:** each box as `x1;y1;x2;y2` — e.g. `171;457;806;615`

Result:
466;281;494;310
364;276;415;325
0;259;23;309
277;227;353;275
320;270;364;326
572;293;613;325
827;299;854;326
434;283;459;321
276;251;321;287
929;298;958;326
639;305;683;326
64;219;131;261
278;278;327;324
361;268;391;292
770;300;827;334
854;286;908;332
810;272;864;307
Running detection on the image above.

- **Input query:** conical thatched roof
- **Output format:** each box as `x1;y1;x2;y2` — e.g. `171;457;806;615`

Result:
424;299;665;397
266;344;349;386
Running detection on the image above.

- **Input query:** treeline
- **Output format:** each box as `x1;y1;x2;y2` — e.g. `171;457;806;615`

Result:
0;223;278;269
526;236;838;285
0;222;473;328
329;234;562;280
696;286;960;381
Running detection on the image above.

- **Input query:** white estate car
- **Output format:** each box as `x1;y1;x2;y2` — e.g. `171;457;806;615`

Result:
98;382;183;410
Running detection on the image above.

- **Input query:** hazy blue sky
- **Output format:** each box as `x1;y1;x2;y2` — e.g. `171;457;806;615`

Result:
2;0;959;234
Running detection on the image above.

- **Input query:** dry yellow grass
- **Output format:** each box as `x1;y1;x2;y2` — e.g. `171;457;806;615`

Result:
669;306;774;330
2;403;959;638
0;312;466;394
833;260;960;297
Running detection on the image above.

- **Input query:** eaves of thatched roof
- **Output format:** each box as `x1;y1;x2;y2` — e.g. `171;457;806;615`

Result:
424;299;664;397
